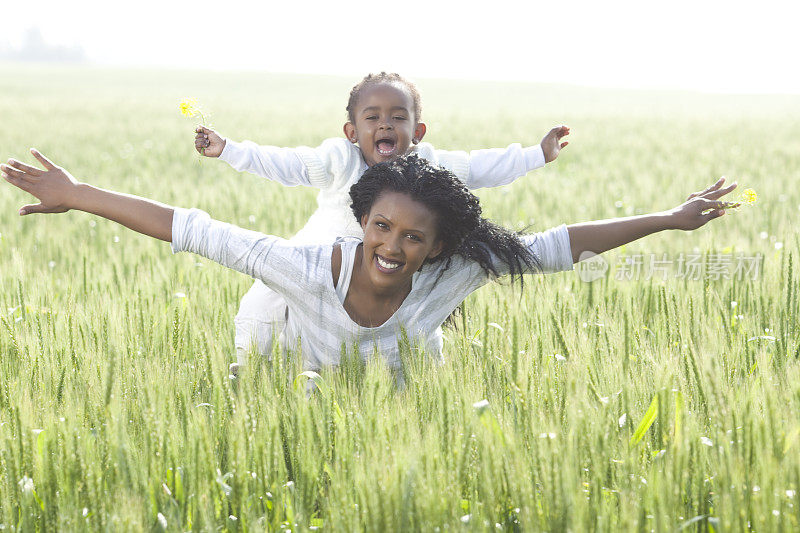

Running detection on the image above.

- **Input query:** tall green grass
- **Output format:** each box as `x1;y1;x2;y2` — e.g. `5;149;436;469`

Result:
1;64;799;530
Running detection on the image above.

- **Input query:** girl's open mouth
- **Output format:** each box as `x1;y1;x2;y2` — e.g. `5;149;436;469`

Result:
376;139;396;156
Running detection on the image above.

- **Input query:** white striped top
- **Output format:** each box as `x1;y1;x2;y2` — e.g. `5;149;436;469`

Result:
171;208;573;371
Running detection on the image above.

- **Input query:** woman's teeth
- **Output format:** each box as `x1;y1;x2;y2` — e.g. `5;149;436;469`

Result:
376;256;401;271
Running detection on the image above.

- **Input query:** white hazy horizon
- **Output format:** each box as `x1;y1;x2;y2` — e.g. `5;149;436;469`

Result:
3;0;800;94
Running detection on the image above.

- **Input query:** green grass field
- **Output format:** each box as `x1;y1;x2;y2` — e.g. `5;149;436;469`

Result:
1;64;800;530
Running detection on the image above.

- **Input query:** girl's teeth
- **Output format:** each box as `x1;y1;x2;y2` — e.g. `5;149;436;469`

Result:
377;141;395;155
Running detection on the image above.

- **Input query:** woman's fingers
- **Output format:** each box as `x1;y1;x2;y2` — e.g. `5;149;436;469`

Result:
6;158;43;176
687;177;732;202
699;182;737;201
0;164;36;183
703;208;725;222
694;177;725;198
30;148;57;170
709;176;725;190
698;198;730;213
704;177;725;193
2;170;33;193
19;203;46;216
690;199;726;227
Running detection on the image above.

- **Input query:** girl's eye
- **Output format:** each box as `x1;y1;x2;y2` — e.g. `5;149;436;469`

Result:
406;234;421;242
394;116;407;121
376;222;388;230
366;116;378;120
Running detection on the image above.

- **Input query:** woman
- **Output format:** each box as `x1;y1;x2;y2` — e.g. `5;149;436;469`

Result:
1;150;736;376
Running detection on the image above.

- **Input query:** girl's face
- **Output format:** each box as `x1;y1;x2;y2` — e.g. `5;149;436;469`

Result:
359;191;442;293
343;83;427;167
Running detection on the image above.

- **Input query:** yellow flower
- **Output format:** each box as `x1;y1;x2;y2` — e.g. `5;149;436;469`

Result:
721;186;757;210
179;98;199;118
740;188;757;206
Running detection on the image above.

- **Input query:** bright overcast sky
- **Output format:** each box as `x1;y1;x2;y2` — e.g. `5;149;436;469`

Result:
4;0;800;93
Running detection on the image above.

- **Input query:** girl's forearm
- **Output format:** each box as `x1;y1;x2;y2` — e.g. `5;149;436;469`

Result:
71;184;174;242
567;212;674;263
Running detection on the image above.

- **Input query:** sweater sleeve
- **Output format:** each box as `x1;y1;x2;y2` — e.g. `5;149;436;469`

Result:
414;224;573;331
520;224;574;274
417;143;545;190
464;144;545;189
477;223;574;279
170;207;326;295
219;137;358;189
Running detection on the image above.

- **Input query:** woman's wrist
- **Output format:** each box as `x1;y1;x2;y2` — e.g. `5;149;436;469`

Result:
69;182;95;213
652;210;678;231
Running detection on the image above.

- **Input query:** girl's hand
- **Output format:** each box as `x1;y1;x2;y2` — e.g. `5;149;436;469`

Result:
1;149;80;215
540;125;570;163
669;177;737;231
195;126;226;157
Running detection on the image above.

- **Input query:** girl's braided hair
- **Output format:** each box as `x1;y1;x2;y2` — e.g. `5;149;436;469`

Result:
350;154;540;286
346;72;422;123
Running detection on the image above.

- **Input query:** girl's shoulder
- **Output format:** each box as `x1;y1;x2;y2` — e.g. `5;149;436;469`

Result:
316;138;362;163
311;138;366;188
410;142;436;158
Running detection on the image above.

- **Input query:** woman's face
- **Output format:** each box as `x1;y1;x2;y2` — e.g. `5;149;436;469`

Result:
359;191;443;293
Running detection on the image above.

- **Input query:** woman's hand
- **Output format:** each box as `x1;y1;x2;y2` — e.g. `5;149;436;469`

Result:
3;147;174;241
1;149;80;215
568;176;737;263
668;177;738;231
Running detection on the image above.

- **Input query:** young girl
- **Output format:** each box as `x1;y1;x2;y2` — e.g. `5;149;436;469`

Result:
193;72;571;369
2;150;735;379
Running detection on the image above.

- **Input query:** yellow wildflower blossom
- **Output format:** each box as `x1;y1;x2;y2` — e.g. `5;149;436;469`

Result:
721;187;757;210
178;98;199;118
740;188;757;206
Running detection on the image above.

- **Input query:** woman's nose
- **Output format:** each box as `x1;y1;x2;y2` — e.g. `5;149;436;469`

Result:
383;234;402;254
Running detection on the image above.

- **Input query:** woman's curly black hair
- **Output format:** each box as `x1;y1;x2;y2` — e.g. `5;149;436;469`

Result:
346;72;422;123
350;154;540;286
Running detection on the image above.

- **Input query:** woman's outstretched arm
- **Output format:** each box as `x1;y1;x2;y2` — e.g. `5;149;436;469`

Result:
2;149;173;241
3;148;328;299
567;178;738;263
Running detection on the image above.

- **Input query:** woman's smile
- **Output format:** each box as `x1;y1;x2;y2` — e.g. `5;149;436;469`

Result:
375;253;404;273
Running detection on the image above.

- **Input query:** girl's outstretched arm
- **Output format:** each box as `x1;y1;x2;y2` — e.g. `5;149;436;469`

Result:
2;149;173;241
567;177;737;263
